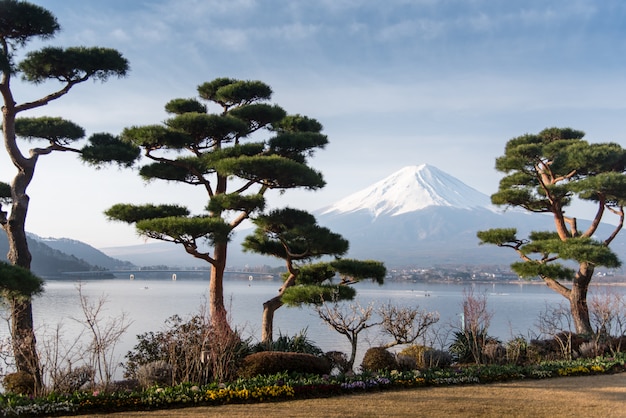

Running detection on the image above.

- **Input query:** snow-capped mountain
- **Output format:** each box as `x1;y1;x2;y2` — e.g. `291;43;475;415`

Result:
321;164;494;217
314;164;551;266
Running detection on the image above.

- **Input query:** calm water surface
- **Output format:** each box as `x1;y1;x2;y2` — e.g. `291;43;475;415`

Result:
2;278;625;377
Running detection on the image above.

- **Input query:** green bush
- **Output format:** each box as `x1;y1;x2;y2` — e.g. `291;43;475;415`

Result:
449;330;500;364
360;347;398;372
238;351;331;378
252;329;324;356
3;371;35;395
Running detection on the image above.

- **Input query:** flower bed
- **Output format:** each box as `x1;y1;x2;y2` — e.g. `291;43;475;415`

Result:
1;354;625;417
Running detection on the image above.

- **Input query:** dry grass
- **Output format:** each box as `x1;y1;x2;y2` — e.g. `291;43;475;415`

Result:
82;372;626;418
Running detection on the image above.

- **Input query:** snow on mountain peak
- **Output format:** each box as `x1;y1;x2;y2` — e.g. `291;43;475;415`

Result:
321;164;494;217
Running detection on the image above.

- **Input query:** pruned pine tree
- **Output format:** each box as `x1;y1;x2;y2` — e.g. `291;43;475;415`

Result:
0;0;132;387
477;127;626;334
105;78;328;332
242;207;386;344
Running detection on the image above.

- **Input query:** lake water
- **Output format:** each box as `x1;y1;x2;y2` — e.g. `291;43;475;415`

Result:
2;277;626;378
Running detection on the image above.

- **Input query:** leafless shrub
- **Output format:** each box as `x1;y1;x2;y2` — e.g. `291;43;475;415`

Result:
505;336;529;365
137;360;172;389
201;316;246;383
37;322;86;393
422;348;452;368
462;288;493;336
589;289;626;354
454;288;494;364
72;283;132;391
377;303;440;349
316;301;379;372
54;365;94;393
482;340;506;364
124;301;246;385
534;302;575;360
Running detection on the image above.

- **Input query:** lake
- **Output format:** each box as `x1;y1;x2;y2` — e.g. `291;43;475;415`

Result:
2;277;626;378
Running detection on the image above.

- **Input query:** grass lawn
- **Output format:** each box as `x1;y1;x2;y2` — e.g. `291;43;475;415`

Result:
78;372;626;418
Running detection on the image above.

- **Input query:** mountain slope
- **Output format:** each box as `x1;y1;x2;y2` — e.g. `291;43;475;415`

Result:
315;164;555;266
31;234;134;270
320;164;495;217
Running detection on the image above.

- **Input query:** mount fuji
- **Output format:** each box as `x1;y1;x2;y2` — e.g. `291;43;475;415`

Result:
320;164;495;217
313;164;551;266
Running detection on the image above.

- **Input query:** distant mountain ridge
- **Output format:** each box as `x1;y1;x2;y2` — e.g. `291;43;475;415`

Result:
30;234;135;270
0;233;134;278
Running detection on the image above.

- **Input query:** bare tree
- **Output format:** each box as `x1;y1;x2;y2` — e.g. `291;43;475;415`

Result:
37;322;87;393
589;289;626;354
315;301;379;372
450;288;495;364
378;303;440;349
72;284;132;391
535;302;575;360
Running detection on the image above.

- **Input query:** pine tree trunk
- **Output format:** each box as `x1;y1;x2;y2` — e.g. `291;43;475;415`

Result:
209;241;231;333
261;296;282;344
4;160;42;390
569;265;593;335
261;272;297;344
10;298;41;389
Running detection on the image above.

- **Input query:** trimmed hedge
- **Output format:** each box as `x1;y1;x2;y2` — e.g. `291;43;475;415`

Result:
238;351;331;378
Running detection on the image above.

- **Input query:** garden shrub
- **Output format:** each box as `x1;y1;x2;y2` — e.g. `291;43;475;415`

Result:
449;331;476;363
360;347;398;372
578;341;609;358
107;378;140;393
325;351;351;374
238;351;331;378
396;345;425;369
124;315;208;383
136;360;173;388
396;345;453;370
422;348;453;368
251;329;324;356
482;340;506;364
449;330;500;364
54;365;94;394
124;314;248;385
395;353;417;370
3;371;35;395
505;336;529;365
530;333;590;360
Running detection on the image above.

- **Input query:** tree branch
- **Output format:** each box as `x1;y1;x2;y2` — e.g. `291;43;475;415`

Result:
15;80;80;114
603;205;624;246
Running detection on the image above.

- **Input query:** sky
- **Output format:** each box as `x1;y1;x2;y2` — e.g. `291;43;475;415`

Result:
3;0;626;249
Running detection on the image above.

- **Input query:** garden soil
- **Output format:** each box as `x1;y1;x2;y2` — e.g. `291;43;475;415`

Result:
79;372;626;418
